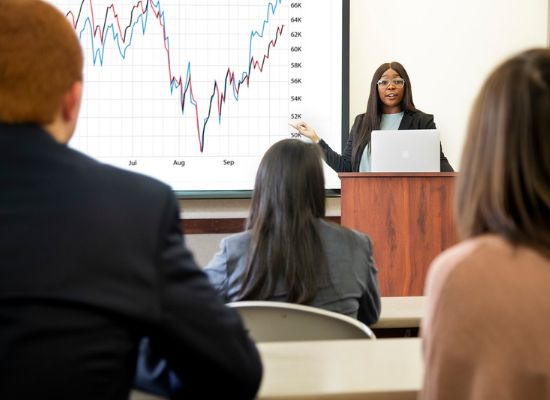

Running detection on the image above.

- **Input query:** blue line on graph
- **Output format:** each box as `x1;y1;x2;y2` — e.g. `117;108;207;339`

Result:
73;0;284;152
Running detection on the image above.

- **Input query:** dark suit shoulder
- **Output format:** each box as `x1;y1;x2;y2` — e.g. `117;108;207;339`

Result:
401;110;436;130
50;146;176;233
349;113;367;138
411;109;434;122
352;113;366;126
64;147;172;201
408;109;432;117
96;162;171;197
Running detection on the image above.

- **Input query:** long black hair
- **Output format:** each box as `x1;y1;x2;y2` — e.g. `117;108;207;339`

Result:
351;62;418;166
238;139;328;304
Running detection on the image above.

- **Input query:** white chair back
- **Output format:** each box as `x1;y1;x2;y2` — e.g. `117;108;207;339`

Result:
228;301;375;342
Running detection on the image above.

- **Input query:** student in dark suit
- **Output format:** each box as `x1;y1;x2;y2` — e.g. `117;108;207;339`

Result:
292;61;454;172
204;139;381;325
0;1;261;399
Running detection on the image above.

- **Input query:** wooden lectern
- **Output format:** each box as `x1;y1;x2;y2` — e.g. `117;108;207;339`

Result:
339;173;458;296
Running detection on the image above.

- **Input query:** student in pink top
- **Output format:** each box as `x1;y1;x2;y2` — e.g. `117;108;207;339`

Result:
422;48;550;400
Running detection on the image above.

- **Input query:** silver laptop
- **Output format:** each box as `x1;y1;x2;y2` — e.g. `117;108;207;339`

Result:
370;129;440;172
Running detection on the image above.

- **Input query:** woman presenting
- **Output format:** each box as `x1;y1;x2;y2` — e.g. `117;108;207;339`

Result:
292;61;454;172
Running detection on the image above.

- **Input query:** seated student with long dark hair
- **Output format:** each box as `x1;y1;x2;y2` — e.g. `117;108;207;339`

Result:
204;139;381;325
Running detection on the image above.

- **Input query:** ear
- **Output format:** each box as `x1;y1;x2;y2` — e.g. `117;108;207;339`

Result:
61;80;83;125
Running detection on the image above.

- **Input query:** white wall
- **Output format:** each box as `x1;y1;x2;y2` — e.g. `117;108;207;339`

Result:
349;0;548;170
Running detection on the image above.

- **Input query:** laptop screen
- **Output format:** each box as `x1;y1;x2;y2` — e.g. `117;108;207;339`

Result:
370;129;440;172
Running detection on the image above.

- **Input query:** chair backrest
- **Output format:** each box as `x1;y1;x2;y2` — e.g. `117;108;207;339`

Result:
228;301;375;342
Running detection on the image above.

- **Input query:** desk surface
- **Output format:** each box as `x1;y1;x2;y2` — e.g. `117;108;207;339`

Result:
372;296;426;329
257;338;422;400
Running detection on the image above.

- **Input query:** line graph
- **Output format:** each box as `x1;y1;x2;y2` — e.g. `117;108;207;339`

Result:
65;0;284;152
48;0;344;191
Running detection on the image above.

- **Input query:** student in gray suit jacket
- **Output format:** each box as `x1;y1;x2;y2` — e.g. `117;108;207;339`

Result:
204;139;381;325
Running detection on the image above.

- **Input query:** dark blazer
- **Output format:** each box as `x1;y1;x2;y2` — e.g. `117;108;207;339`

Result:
0;124;261;400
319;110;454;172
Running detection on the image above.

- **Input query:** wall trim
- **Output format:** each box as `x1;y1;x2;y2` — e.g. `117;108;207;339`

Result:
182;217;341;235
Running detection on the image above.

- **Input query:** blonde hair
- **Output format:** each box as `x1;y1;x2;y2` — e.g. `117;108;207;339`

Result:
0;0;83;124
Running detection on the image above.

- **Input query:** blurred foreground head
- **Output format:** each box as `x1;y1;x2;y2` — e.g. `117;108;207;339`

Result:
457;48;550;253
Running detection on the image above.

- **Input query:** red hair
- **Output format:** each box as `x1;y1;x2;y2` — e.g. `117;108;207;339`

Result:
0;0;83;124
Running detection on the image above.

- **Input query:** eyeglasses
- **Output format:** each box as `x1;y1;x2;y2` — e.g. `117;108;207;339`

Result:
377;78;405;88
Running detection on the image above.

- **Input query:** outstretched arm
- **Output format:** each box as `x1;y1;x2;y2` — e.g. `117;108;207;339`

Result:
291;117;360;173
